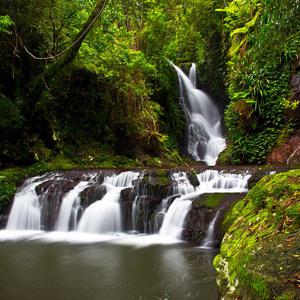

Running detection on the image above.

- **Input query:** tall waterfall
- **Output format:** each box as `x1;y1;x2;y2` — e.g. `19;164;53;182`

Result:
172;63;226;166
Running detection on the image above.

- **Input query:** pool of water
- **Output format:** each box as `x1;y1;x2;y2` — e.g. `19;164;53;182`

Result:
0;238;219;300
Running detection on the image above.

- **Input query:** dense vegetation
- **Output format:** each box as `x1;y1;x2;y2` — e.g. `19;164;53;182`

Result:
214;169;300;299
220;0;300;164
0;0;299;167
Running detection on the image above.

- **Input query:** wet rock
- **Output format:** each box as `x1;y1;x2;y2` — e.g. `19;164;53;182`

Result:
182;193;246;243
267;133;300;165
80;185;107;207
120;187;136;203
133;195;165;233
120;187;136;231
0;215;7;229
140;170;172;199
36;177;80;230
187;171;200;187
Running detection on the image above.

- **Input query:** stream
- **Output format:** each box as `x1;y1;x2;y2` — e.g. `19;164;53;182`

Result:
0;240;219;300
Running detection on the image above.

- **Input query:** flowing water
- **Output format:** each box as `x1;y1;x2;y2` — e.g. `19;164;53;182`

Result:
0;169;251;300
172;63;226;166
199;210;221;249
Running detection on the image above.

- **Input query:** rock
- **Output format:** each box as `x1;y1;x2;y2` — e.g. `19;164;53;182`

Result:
120;187;136;231
0;215;7;229
214;170;300;300
140;170;172;199
80;185;107;207
182;193;247;243
187;171;200;187
120;187;136;203
135;195;164;233
267;134;300;165
36;176;81;230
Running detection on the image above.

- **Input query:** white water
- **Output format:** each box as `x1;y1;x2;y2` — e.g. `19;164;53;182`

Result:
132;170;146;231
172;63;226;166
159;197;192;239
199;210;221;249
6;175;53;230
77;184;123;233
77;171;139;234
2;169;250;246
158;172;194;238
158;170;250;239
55;181;91;231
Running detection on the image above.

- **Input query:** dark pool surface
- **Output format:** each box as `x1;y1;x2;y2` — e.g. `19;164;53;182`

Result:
0;241;219;300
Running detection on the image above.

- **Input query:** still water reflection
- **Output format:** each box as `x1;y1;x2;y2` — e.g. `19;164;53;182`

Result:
0;241;219;300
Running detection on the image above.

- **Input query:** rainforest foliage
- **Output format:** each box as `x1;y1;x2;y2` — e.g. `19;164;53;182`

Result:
0;0;299;167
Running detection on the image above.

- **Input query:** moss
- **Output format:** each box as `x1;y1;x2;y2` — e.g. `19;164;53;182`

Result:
142;169;170;187
275;290;297;300
155;170;169;186
187;170;200;187
217;147;232;165
201;193;225;208
214;170;300;300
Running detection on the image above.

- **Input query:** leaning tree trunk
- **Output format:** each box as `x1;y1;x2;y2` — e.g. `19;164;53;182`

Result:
60;0;107;68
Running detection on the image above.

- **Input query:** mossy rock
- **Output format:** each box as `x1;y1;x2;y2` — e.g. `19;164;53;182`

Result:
214;169;300;300
187;170;200;187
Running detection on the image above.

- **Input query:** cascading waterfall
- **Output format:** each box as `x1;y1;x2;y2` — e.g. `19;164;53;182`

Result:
159;196;192;239
158;170;250;239
55;181;91;231
172;63;226;166
1;169;250;246
6;174;55;230
158;172;194;238
199;210;221;249
77;171;139;234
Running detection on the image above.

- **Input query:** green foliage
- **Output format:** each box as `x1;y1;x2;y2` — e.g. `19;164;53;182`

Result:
0;94;23;134
0;0;297;167
219;0;300;164
0;15;14;34
0;0;228;166
0;175;17;211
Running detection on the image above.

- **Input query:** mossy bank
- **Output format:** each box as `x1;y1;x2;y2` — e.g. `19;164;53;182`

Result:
214;169;300;300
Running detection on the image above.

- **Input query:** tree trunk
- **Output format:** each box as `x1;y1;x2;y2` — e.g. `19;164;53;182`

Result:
61;0;108;67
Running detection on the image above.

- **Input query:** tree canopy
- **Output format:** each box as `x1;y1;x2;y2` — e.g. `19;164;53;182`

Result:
0;0;299;167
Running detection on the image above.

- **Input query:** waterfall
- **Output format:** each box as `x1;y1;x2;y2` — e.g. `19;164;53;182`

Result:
6;174;54;230
157;172;193;238
77;171;139;234
55;181;91;231
172;63;226;166
159;196;192;239
199;210;221;249
158;170;250;239
2;169;251;246
132;171;146;232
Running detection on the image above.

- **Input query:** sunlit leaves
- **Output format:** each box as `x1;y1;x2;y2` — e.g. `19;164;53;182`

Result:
0;15;14;34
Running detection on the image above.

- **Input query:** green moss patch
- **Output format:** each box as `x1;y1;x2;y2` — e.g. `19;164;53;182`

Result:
201;193;226;208
214;169;300;300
